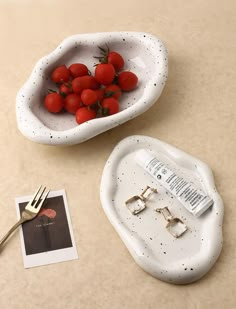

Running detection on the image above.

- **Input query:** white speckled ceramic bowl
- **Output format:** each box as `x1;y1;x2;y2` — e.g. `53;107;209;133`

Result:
100;135;224;284
16;32;168;145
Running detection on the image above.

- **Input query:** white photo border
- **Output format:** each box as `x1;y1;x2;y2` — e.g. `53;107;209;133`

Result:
15;189;79;268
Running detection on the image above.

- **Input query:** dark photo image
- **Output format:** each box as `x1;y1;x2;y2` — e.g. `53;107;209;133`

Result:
19;195;73;255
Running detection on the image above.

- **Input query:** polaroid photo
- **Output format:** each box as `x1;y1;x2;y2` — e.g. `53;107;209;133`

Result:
15;189;78;268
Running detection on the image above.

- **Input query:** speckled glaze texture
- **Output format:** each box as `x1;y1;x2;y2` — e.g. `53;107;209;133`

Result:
100;135;224;284
16;32;168;145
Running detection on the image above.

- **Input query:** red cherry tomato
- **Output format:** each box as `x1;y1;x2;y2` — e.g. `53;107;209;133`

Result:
104;84;122;100
44;93;64;113
59;83;72;96
107;51;124;71
101;97;119;115
94;88;104;101
118;71;138;91
95;63;115;85
75;107;96;124
51;65;70;83
81;89;98;106
72;76;99;93
68;63;89;78
64;93;81;114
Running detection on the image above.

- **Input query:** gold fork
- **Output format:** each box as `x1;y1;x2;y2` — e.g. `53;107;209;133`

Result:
0;186;50;250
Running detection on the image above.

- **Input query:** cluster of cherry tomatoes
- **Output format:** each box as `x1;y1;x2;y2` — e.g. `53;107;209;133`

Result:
44;46;138;124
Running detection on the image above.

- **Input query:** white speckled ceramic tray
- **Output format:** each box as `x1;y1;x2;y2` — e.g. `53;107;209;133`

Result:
100;135;224;284
16;32;167;145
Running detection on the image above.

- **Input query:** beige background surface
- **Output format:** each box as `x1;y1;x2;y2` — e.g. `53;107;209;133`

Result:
0;0;235;308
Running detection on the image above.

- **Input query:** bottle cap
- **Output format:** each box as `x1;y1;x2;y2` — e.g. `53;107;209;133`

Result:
135;149;154;168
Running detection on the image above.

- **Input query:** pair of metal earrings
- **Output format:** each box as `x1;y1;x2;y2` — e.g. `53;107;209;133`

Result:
125;186;188;238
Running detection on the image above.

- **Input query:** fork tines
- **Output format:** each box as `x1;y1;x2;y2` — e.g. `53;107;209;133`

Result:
29;185;50;209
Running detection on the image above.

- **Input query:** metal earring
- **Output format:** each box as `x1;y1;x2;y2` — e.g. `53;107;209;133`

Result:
156;207;188;238
125;186;157;215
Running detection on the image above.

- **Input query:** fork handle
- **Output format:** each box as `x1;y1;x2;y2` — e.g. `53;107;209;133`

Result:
0;217;26;251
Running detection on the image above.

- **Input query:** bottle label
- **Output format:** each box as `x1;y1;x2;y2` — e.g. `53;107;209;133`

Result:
147;158;210;211
135;149;214;216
